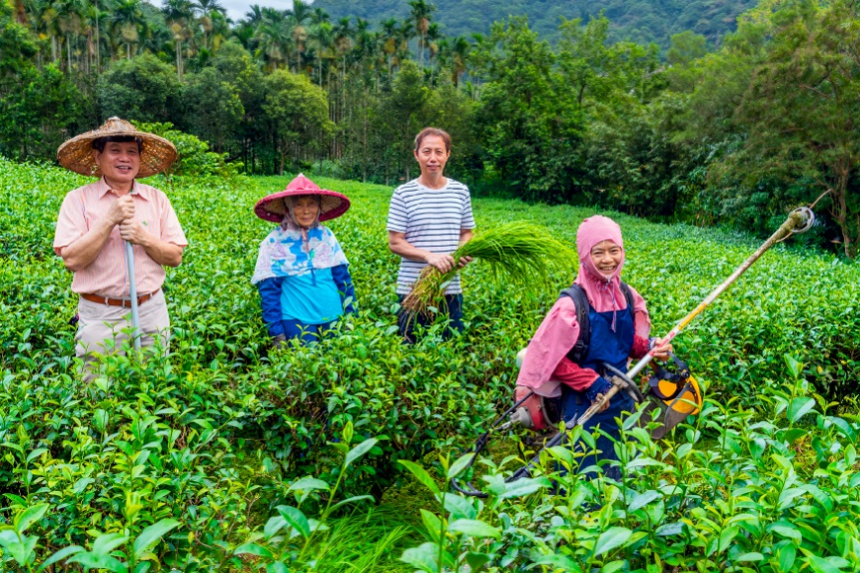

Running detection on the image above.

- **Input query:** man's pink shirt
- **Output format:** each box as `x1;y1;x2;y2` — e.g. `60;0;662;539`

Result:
53;178;187;299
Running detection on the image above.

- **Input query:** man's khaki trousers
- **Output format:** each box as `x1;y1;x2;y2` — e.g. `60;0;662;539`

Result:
75;289;170;381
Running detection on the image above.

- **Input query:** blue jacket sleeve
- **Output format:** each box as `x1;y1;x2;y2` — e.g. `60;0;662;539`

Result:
331;264;356;314
257;277;285;337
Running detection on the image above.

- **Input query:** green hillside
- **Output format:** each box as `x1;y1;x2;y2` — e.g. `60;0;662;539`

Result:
309;0;758;47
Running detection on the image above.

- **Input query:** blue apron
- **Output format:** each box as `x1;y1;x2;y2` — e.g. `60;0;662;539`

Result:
558;304;635;481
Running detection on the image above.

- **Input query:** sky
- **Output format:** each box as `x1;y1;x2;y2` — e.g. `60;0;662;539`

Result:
221;0;295;22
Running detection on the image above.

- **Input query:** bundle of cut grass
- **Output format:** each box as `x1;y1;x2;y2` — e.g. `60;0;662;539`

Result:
401;221;576;317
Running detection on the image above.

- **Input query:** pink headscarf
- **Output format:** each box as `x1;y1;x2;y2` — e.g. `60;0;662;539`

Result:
576;215;651;335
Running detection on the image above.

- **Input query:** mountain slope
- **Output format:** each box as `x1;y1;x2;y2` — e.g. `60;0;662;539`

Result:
310;0;758;48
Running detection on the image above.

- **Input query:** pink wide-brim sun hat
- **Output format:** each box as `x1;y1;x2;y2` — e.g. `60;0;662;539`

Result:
254;173;350;223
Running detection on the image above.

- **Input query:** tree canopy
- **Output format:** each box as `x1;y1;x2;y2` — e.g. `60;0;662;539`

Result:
1;0;859;257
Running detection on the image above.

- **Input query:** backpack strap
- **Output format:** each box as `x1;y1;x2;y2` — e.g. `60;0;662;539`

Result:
619;281;634;314
559;281;635;366
559;284;590;365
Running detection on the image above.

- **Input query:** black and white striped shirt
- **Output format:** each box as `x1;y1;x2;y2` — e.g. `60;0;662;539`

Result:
387;178;476;295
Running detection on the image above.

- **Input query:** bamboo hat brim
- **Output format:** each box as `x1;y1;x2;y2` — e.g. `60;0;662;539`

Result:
57;117;178;178
254;173;350;223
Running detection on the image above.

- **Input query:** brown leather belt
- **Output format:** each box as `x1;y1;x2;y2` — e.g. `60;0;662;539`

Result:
80;290;158;308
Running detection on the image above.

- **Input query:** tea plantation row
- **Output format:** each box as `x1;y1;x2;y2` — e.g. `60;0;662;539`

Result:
1;157;860;571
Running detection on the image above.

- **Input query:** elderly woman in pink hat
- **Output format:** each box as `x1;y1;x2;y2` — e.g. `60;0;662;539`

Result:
516;215;672;481
251;174;355;346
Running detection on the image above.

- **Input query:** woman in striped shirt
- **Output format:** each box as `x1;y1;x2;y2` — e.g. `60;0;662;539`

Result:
387;127;476;343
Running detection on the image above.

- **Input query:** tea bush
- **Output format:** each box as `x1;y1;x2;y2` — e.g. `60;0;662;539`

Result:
1;156;859;571
405;356;860;572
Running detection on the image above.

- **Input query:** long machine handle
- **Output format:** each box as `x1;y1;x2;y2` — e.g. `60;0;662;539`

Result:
558;208;814;428
452;207;815;497
452;371;638;496
625;206;813;382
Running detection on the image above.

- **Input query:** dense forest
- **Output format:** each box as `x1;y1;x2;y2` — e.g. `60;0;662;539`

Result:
310;0;759;47
0;0;858;257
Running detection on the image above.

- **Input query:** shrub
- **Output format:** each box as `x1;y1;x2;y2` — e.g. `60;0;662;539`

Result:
401;356;860;572
134;121;242;178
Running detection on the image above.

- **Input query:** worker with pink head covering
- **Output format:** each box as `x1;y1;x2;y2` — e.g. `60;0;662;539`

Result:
516;215;671;480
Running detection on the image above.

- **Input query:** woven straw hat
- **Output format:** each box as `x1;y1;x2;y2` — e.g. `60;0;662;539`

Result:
57;117;178;178
254;173;350;223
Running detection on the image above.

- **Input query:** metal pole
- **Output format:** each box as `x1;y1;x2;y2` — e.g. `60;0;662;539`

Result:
573;207;815;426
455;208;815;495
125;240;141;351
517;207;815;432
625;207;812;382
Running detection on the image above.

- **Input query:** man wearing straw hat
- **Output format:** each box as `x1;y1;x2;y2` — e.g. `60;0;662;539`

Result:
53;117;186;379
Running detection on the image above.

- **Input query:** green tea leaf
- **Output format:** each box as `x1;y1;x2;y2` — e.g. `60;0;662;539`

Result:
531;553;579;570
67;553;129;573
25;448;48;463
805;555;843;573
344;438;378;469
342;420;354;445
5;537;37;566
498;476;551;499
801;484;834;512
629;490;662;512
769;524;802;543
601;560;626;573
133;519;180;559
420;509;442;543
277;506;310;539
234;543;274;558
448;519;500;539
788;397;815;423
783;428;807;443
718;525;739;553
398;460;440;494
446;453;473;479
828;417;856;441
442;494;477;521
655;522;685;536
288;477;330;493
466;552;492;571
263;516;287;541
783;355;803;379
92;532;130;557
14;504;49;535
777;543;797;572
0;530;17;546
37;545;84;572
594;527;631;557
400;541;439;573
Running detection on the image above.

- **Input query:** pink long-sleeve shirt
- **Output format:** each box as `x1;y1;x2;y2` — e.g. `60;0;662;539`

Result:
516;295;651;397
